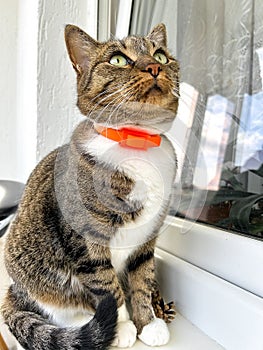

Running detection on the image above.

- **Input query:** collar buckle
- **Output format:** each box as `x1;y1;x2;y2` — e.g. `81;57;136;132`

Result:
98;127;161;150
119;128;161;150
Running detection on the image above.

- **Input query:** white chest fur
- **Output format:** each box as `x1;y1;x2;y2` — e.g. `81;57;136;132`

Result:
85;133;176;272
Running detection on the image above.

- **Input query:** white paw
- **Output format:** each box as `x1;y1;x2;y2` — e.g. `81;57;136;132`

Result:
112;320;137;348
138;318;170;346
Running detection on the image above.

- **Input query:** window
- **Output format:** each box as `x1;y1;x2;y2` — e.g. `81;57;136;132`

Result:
109;0;263;241
103;0;263;301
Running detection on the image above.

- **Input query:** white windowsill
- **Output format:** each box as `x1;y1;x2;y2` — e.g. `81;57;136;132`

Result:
154;247;263;350
113;312;224;350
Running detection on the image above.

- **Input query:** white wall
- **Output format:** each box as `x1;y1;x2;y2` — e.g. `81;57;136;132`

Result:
0;0;97;183
37;0;97;162
16;0;38;183
0;0;19;181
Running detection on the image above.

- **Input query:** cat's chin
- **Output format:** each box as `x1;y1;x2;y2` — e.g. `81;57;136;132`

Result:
88;101;177;134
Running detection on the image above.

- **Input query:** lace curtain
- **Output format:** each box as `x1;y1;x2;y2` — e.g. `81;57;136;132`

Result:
129;0;262;95
127;0;263;184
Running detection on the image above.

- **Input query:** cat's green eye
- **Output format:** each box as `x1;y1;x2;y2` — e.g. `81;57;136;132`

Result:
110;55;128;67
153;52;168;64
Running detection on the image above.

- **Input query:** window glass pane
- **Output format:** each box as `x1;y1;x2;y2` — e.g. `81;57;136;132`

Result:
168;0;263;240
114;0;263;240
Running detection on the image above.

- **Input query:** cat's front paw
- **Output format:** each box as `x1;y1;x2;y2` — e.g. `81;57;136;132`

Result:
138;318;170;346
112;320;137;348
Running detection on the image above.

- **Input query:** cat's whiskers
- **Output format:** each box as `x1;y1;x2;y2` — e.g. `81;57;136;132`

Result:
80;83;127;121
87;84;132;121
109;86;135;109
100;87;135;126
96;89;134;128
87;87;127;118
105;89;135;127
93;84;136;126
90;83;127;104
171;85;180;99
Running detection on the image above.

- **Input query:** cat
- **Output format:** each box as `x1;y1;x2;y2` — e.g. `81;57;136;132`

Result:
1;23;179;349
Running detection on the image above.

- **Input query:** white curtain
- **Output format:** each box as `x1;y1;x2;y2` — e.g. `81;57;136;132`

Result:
129;0;178;43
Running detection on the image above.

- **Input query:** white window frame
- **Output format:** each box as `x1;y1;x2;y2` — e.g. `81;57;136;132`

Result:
157;216;263;298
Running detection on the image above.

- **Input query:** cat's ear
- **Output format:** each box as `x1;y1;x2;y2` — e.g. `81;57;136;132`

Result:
65;25;100;74
147;23;167;47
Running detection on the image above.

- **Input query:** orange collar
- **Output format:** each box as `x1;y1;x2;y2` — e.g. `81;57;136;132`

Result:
96;126;162;150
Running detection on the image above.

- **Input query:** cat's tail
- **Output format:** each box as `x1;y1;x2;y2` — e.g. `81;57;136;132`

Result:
2;288;117;350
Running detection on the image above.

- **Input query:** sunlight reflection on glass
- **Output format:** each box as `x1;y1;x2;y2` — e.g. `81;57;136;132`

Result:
193;95;234;191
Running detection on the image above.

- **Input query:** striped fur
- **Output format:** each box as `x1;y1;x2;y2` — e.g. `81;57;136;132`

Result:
2;285;117;350
1;23;179;349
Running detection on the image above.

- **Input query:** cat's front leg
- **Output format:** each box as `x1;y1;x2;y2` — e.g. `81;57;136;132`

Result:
138;317;170;347
112;303;137;348
128;243;170;347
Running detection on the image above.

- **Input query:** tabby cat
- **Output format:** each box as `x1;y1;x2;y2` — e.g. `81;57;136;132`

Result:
1;23;179;349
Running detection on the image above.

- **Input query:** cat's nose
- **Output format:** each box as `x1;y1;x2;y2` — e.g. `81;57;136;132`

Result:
145;63;162;78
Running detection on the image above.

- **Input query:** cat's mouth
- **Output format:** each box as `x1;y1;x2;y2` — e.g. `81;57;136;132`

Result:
148;83;163;92
139;78;173;105
144;82;163;96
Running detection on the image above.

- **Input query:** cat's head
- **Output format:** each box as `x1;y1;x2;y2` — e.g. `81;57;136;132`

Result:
65;24;179;134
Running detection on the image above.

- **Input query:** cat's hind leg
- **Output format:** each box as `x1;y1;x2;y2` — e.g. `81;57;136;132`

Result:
1;285;117;350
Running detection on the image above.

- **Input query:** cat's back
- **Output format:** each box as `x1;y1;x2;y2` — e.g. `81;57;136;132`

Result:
4;146;67;275
10;146;63;221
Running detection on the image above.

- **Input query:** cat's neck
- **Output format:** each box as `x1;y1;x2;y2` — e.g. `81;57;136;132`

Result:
71;119;174;160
